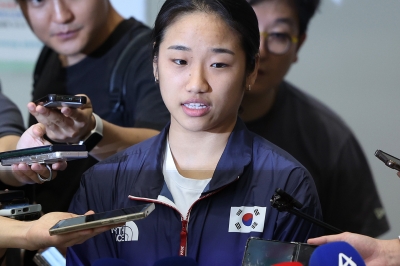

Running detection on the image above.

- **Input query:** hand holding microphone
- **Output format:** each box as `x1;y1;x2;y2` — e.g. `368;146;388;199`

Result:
308;241;365;266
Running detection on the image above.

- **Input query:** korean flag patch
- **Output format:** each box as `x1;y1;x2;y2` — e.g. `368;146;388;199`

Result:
228;206;266;233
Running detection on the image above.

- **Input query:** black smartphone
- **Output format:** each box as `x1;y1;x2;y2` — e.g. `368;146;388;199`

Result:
0;197;29;209
0;190;25;202
34;94;87;108
241;238;317;266
0;145;86;161
49;203;155;235
375;150;400;171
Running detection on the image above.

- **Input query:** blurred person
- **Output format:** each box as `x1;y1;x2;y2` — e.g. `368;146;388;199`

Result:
14;0;170;215
243;0;389;236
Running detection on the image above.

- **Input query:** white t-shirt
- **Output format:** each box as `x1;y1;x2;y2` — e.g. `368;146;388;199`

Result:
163;141;211;217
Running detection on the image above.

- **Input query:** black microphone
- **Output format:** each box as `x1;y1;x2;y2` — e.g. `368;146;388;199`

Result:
270;188;343;234
309;241;365;266
153;256;198;266
91;258;129;266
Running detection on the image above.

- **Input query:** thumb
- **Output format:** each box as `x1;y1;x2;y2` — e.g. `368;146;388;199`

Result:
31;123;46;138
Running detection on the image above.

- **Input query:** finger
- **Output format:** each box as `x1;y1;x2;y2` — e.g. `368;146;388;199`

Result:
12;163;38;184
30;124;47;139
31;163;55;182
33;107;72;130
60;107;89;123
51;161;67;171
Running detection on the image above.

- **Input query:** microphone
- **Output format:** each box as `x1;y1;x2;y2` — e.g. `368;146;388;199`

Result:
92;258;130;266
270;188;343;234
153;256;198;266
272;262;303;266
309;241;365;266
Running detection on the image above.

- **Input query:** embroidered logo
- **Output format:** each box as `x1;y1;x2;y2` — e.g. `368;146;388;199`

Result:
111;221;139;242
338;253;358;266
228;206;266;233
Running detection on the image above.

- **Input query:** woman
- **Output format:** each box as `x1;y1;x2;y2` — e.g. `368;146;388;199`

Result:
67;0;323;265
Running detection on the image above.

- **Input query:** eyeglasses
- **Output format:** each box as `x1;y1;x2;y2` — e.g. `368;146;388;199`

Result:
260;32;298;55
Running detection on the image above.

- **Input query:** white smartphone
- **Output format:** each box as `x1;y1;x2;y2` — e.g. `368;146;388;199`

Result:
33;247;66;266
0;151;88;166
0;204;42;217
49;203;155;235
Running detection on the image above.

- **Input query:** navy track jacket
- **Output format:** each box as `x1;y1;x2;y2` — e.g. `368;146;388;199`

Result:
67;119;323;266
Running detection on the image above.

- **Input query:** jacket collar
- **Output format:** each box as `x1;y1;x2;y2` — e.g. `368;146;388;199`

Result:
135;118;253;197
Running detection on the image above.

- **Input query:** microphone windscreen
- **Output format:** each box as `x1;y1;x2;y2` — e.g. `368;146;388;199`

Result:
272;262;303;266
153;256;198;266
92;258;130;266
309;241;365;266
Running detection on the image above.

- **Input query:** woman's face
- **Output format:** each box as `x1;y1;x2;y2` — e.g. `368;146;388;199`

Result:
154;12;257;134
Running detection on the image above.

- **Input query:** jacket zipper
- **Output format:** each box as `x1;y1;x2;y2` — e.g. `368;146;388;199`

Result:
129;177;240;257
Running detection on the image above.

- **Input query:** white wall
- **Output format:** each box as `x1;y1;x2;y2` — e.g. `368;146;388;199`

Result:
286;0;400;239
0;0;399;240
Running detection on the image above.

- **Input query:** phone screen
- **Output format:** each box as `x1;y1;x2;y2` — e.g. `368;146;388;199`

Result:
35;247;66;266
49;203;155;234
242;238;316;266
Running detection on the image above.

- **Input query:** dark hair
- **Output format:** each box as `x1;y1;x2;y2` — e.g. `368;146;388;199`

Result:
152;0;260;74
247;0;320;36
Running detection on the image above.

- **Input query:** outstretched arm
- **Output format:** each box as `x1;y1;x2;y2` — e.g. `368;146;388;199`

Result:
0;211;118;251
28;96;159;161
308;232;400;266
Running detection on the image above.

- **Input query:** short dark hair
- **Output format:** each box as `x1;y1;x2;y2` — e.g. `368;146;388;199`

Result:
247;0;320;36
152;0;260;74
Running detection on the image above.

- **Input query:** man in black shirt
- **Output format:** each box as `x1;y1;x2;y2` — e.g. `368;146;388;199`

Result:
16;0;170;213
242;0;389;237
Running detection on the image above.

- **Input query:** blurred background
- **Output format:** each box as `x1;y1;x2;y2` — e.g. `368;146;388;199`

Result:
0;0;399;239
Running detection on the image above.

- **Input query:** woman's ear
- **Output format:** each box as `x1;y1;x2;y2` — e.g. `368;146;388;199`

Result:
247;54;260;87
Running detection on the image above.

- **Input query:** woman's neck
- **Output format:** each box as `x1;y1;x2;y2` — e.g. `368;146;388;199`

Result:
167;127;231;180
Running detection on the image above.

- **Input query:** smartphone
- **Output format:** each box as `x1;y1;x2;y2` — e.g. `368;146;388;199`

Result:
34;94;87;108
33;247;66;266
0;190;25;202
49;203;155;235
0;144;86;161
375;150;400;171
1;151;88;166
241;238;317;266
0;199;29;209
0;204;42;217
12;211;42;221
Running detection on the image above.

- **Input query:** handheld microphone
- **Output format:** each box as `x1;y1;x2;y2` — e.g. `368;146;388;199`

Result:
153;256;198;266
91;258;130;266
272;262;303;266
309;241;365;266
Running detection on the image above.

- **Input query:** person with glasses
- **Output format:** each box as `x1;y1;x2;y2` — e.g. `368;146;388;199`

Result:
242;0;389;237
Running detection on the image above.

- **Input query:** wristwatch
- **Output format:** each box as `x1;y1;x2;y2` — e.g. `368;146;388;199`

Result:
79;113;103;152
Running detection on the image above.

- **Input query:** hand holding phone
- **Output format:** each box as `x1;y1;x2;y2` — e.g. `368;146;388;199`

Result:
34;94;87;108
375;150;400;171
49;203;155;235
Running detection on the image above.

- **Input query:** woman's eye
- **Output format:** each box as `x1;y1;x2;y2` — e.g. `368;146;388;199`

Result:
211;63;227;68
173;59;187;65
28;0;45;6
